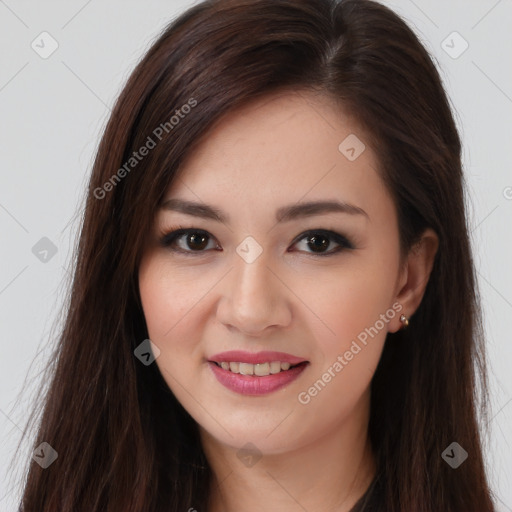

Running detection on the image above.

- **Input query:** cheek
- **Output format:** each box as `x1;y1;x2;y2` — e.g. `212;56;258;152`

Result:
139;255;205;337
138;255;202;367
295;252;399;394
292;273;393;428
296;260;397;344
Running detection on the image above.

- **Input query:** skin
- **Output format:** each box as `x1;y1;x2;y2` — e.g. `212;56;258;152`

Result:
138;90;438;512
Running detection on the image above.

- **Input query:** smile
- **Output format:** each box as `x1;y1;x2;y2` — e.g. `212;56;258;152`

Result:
213;361;302;376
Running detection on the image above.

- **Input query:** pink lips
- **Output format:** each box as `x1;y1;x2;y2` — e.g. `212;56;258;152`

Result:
207;350;309;396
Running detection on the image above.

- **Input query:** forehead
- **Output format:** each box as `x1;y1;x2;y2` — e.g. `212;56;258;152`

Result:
165;91;392;226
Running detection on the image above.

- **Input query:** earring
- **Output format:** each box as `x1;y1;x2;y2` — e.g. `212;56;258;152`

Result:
400;314;409;329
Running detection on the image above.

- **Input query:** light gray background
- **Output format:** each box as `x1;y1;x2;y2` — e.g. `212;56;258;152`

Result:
0;0;511;510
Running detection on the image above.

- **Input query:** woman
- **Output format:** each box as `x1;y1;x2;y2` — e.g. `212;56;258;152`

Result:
17;0;496;510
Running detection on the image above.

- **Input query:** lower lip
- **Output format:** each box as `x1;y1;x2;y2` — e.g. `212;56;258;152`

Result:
208;361;308;396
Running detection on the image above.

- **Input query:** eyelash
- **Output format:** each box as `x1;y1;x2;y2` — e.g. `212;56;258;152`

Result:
158;225;354;257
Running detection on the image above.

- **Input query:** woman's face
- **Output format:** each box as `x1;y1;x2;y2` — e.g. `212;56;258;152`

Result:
138;91;405;454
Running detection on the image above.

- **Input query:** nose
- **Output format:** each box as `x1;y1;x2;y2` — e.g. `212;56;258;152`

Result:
216;251;292;337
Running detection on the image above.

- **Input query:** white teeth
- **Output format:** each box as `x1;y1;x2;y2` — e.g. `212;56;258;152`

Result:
239;363;254;375
216;361;300;376
254;362;269;376
269;361;281;374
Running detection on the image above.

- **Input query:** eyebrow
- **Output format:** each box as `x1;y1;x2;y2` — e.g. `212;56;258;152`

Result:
160;198;369;223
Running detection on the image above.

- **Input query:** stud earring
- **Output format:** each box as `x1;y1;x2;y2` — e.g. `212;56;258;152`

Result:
400;314;409;329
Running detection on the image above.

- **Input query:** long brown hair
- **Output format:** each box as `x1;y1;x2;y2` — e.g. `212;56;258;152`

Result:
15;0;496;510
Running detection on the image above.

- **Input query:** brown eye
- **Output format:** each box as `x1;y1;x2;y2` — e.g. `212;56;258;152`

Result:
185;232;209;251
306;234;329;253
160;228;219;254
291;229;354;256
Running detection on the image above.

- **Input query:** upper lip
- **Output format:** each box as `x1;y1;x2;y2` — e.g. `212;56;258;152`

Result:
208;350;308;365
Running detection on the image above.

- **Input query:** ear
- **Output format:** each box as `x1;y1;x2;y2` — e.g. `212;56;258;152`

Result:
388;228;439;333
